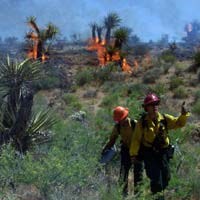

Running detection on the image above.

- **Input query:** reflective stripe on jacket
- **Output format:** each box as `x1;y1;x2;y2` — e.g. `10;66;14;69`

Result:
129;112;190;156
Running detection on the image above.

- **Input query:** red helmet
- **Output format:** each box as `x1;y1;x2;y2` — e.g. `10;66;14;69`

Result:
113;106;129;122
143;93;160;106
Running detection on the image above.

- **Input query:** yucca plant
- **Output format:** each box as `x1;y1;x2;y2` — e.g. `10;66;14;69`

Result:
26;16;59;61
114;27;131;50
104;12;121;44
89;22;97;41
0;57;56;153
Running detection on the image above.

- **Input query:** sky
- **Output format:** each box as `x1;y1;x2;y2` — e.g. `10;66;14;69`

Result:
0;0;200;42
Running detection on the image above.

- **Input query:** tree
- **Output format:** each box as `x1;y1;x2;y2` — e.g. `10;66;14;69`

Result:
90;23;97;41
96;25;104;44
104;12;121;44
26;16;59;61
0;57;56;153
114;27;131;50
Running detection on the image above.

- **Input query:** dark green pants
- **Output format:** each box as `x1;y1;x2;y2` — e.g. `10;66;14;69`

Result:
120;144;144;195
142;146;170;194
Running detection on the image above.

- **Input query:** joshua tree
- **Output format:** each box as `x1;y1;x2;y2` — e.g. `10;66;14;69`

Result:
0;57;56;153
104;12;121;44
96;25;104;44
90;23;97;41
114;27;131;50
26;16;59;61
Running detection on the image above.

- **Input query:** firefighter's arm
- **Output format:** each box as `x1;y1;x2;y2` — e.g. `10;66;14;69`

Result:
102;126;118;154
129;121;143;157
165;113;190;129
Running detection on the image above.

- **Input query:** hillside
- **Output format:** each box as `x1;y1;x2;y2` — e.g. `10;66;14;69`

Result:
0;44;200;200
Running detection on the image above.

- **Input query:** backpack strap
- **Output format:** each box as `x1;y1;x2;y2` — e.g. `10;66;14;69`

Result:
115;118;136;135
130;119;136;130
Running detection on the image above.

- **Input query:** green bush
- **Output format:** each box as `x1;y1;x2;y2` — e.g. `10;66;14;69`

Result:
94;63;119;84
75;69;94;86
33;76;61;90
160;50;176;64
62;93;79;105
192;100;200;115
169;76;184;90
173;86;188;99
143;68;163;84
100;93;119;108
194;90;200;102
149;83;167;96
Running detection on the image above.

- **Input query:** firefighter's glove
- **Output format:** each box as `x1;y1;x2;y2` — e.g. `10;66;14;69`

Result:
181;101;189;115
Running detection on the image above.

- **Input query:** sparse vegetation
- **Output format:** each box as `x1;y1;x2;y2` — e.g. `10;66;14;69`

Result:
169;76;185;90
75;68;94;86
173;86;188;99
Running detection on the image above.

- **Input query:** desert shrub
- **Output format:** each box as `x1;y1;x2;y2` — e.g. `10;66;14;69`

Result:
192;100;200;115
62;93;79;105
125;83;148;97
160;50;176;64
148;83;167;96
169;76;184;90
75;68;94;86
100;93;119;108
194;90;200;102
33;76;61;90
173;86;188;99
143;68;163;84
94;63;119;84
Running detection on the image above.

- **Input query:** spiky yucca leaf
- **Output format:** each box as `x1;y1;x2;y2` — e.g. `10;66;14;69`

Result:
104;12;121;29
26;110;57;136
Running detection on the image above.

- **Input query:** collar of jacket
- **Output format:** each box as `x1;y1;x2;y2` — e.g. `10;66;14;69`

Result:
145;112;164;123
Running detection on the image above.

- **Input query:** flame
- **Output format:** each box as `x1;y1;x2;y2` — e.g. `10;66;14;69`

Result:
42;53;49;62
86;37;133;73
122;58;132;73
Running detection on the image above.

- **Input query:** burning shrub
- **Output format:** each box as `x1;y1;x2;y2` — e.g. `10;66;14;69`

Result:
169;76;185;90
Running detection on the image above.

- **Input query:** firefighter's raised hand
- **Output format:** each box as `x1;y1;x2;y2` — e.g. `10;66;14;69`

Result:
181;101;189;115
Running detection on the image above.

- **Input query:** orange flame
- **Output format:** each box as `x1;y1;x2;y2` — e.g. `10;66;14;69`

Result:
86;37;133;73
122;58;132;73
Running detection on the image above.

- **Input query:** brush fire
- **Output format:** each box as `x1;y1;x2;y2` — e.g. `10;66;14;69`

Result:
86;37;132;73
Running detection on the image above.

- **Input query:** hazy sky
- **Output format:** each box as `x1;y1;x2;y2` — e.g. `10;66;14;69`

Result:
0;0;200;41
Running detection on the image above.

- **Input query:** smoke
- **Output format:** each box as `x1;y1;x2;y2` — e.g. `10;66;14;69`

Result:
0;0;200;41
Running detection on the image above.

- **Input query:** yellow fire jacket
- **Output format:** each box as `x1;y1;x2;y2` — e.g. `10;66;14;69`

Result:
105;117;136;149
129;112;190;157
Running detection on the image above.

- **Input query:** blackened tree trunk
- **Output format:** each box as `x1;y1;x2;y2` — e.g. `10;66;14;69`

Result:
8;86;33;153
105;28;111;44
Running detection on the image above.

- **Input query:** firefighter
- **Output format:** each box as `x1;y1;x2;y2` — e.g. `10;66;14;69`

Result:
102;106;144;196
130;93;190;199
